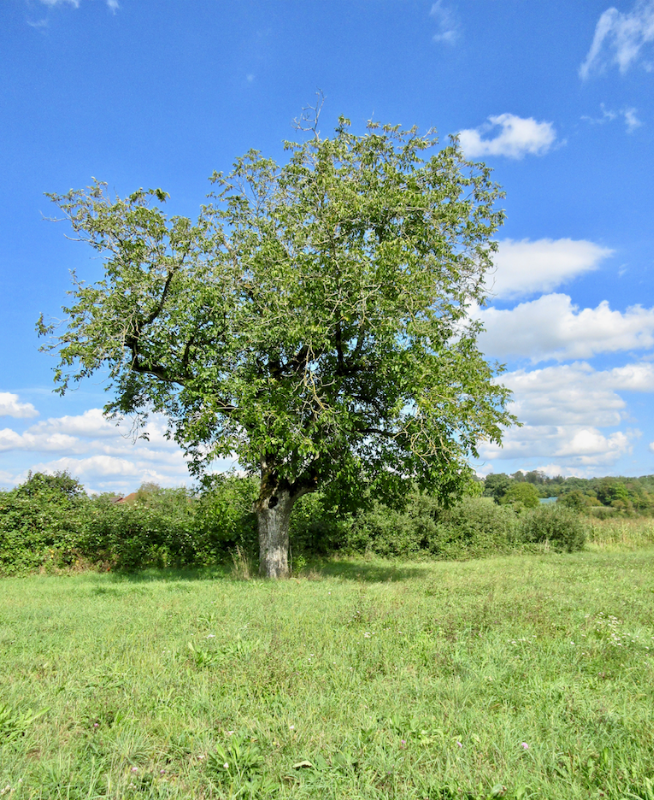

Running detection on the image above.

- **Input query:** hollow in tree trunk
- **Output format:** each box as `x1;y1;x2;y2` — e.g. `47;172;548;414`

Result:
255;487;295;579
254;468;317;578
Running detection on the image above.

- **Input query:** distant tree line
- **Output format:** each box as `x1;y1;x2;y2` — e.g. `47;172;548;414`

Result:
482;470;654;516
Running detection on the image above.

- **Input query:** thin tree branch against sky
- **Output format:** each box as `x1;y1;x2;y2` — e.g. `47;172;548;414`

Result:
0;0;653;491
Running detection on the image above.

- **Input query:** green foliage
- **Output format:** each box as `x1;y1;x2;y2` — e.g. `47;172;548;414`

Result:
207;734;264;784
0;472;87;574
0;702;48;743
79;486;197;569
521;505;588;552
194;473;258;560
345;501;426;557
427;497;521;558
484;472;654;517
318;495;521;560
40;119;515;572
499;482;540;510
483;473;512;502
558;489;598;512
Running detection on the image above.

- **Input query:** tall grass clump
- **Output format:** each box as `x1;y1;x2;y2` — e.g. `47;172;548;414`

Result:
587;516;654;550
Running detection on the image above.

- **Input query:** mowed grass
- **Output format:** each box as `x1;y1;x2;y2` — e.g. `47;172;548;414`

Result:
1;549;654;799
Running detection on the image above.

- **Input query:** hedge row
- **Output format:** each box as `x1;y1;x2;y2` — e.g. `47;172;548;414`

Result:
0;473;587;575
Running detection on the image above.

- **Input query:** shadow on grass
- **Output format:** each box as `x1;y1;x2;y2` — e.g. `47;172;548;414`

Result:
100;565;231;583
93;558;432;585
316;559;432;582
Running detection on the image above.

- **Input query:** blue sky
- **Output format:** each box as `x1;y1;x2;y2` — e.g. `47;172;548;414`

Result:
1;0;653;492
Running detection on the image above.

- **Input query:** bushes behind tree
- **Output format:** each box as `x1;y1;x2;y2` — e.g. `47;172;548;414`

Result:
0;472;590;574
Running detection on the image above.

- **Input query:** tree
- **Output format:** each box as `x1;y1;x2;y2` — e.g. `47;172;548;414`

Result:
500;482;540;509
483;473;512;503
39;117;515;578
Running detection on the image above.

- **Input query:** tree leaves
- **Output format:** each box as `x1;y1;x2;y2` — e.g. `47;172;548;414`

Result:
40;120;515;508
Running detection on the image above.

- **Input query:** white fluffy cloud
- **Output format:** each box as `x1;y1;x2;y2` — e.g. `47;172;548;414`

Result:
478;294;654;362
580;0;654;78
500;362;654;426
0;392;39;419
0;407;239;493
487;238;613;299
459;114;557;159
479;361;653;468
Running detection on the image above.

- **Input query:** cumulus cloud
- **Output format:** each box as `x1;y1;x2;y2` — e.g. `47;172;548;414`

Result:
482;424;635;467
479;361;653;468
478;294;654;362
0;407;238;493
580;0;654;78
500;362;654;427
459;114;557;159
0;392;39;419
430;0;460;44
487;238;613;299
623;107;643;131
28;408;125;439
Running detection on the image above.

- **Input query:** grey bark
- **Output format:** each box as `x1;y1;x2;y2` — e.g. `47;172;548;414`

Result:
256;487;296;579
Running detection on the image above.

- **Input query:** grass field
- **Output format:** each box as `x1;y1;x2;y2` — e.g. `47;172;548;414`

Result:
1;548;654;799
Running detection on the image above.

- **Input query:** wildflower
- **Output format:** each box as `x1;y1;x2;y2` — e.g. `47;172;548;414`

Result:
521;742;529;750
289;725;295;730
223;763;229;769
456;741;463;748
401;739;406;746
364;632;371;638
131;767;139;773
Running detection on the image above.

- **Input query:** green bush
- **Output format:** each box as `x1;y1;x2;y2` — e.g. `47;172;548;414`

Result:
345;502;424;557
0;472;88;574
335;495;521;560
194;473;258;561
520;505;587;552
427;497;521;558
80;487;197;569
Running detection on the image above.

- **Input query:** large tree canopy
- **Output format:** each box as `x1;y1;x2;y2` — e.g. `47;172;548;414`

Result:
40;118;515;577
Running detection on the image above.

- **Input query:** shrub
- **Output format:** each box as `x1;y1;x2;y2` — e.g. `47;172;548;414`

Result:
194;474;258;561
520;505;587;552
0;472;87;574
336;495;521;560
426;497;521;558
345;502;424;557
80;486;198;569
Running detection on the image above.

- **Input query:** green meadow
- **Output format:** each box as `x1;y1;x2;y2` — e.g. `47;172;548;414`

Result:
1;547;654;799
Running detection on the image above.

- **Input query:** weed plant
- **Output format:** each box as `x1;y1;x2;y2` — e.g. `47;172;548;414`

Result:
1;549;653;798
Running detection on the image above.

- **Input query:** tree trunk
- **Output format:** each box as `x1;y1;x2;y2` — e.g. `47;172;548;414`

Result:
255;486;296;579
